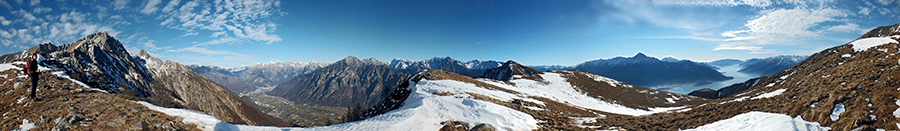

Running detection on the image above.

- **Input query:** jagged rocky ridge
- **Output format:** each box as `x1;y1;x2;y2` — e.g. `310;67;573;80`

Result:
0;32;291;127
188;60;331;94
389;57;502;77
480;60;543;81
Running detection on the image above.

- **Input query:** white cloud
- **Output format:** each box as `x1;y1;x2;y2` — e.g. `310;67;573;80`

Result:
183;31;198;36
162;0;180;13
0;16;11;26
210;31;227;38
858;7;871;15
160;0;284;44
0;0;11;9
13;9;40;22
201;37;239;45
648;0;774;8
29;0;38;6
720;7;847;47
826;23;866;33
114;0;129;10
32;7;52;14
141;0;162;14
875;0;895;5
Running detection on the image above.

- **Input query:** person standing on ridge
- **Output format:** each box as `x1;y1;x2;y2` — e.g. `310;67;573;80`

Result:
24;53;40;101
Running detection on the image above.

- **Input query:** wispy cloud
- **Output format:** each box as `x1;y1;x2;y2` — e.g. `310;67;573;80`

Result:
159;0;284;44
140;0;162;14
170;47;229;55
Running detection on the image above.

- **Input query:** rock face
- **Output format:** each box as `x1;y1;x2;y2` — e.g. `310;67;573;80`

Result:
572;53;733;87
268;56;406;107
480;60;543;81
738;55;807;76
389;57;502;77
0;32;291;127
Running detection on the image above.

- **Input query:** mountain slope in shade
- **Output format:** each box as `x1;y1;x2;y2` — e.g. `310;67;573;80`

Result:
0;32;291;127
592;23;900;130
738;55;807;76
268;56;406;107
529;65;572;72
572;53;733;88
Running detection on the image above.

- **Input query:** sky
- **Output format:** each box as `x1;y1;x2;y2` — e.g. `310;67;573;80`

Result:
0;0;897;67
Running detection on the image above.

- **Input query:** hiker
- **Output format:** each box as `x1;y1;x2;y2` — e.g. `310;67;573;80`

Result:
24;53;40;100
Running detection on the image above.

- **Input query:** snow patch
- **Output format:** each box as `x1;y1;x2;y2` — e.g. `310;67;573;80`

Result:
831;102;845;121
0;62;23;72
751;89;787;100
15;119;35;131
684;111;830;131
841;54;852;58
850;36;899;52
894;99;900;118
51;71;106;93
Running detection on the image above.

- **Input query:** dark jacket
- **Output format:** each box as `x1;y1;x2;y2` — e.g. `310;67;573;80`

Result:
25;59;38;76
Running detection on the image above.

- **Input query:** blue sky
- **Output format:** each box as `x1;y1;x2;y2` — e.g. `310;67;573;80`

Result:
0;0;897;67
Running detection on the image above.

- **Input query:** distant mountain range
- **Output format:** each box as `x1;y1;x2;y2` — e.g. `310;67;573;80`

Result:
737;55;807;76
389;57;502;77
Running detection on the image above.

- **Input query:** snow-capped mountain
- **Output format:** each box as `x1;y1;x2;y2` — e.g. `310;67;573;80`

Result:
738;55;808;76
571;52;733;88
188;60;331;94
0;32;291;127
529;65;572;72
269;56;406;107
389;57;502;77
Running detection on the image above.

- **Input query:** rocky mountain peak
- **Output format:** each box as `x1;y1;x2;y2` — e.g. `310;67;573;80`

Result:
634;52;648;58
481;60;543;81
859;23;900;39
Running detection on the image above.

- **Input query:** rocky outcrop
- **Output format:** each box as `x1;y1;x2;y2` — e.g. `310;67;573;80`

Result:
268;56;406;107
480;60;543;81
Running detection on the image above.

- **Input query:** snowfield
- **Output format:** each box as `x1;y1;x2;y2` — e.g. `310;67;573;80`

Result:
479;72;687;116
850;36;899;52
139;75;539;131
137;71;693;130
684;111;831;131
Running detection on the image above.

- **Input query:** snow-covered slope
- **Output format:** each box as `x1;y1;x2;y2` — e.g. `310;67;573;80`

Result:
684;111;830;131
145;69;706;130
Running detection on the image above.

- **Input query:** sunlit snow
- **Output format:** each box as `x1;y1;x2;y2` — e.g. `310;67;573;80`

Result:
831;102;845;121
14;119;35;131
751;88;787;100
684;111;830;131
140;76;539;131
850;36;899;52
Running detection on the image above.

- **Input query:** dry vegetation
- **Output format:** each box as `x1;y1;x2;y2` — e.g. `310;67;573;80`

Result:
589;42;900;130
0;66;198;130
